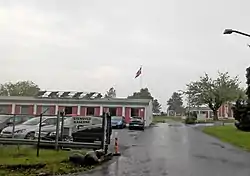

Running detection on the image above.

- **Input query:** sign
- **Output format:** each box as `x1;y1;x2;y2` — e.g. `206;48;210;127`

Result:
73;116;91;125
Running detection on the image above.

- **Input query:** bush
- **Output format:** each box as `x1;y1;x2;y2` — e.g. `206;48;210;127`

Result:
184;113;197;124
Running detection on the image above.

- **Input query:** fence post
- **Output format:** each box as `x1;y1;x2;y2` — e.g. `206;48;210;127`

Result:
60;111;64;141
55;111;60;150
36;113;43;157
11;114;16;138
101;113;107;152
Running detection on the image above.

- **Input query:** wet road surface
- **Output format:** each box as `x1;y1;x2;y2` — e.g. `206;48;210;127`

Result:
80;122;250;176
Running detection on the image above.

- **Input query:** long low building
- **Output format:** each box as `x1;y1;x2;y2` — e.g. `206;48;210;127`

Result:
0;96;153;127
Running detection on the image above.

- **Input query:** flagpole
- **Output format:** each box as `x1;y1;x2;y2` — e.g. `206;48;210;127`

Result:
140;65;142;90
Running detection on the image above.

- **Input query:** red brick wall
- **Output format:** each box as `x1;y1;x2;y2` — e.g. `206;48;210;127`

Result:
50;106;56;115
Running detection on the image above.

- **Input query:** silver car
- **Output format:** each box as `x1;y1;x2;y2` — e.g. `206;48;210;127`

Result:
0;116;59;139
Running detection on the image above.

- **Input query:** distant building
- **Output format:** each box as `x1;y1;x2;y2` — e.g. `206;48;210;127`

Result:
188;103;233;118
0;91;153;126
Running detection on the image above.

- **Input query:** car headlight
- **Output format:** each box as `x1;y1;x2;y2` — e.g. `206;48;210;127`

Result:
14;129;26;133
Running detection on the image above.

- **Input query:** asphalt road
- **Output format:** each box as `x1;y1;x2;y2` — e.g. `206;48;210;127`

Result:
80;122;250;176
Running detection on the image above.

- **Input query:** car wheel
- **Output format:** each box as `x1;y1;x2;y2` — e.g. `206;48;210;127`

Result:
25;132;35;140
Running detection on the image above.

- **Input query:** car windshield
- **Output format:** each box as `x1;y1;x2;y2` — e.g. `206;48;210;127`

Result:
112;116;122;120
0;115;11;123
22;117;45;125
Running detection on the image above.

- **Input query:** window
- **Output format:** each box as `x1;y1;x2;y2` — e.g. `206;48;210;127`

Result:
86;107;95;116
131;108;139;117
0;105;9;114
20;105;30;114
44;118;58;125
41;106;51;115
65;106;73;115
109;107;117;116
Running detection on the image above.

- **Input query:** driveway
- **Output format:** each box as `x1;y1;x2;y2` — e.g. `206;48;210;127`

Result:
80;122;250;176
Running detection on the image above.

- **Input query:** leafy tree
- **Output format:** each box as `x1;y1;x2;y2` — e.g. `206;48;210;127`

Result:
152;99;161;113
0;81;40;96
183;72;242;120
127;88;161;113
105;87;116;98
127;88;153;99
167;92;185;114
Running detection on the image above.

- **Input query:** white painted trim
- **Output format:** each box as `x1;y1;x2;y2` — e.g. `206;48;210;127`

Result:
99;106;103;116
122;106;125;116
55;105;58;115
33;104;37;115
77;105;80;115
12;104;15;114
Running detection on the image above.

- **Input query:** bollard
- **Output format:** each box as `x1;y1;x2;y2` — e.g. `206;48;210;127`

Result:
113;132;121;156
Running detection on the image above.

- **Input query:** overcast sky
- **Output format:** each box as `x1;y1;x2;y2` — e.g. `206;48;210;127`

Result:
1;0;250;109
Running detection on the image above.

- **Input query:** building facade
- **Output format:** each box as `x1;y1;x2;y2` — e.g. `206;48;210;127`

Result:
188;103;234;118
0;96;153;126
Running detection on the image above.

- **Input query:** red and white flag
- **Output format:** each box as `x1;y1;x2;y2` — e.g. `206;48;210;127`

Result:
135;66;142;78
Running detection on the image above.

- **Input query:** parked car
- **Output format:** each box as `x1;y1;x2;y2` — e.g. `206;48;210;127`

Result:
0;115;33;133
0;116;59;139
129;116;145;130
111;116;126;129
34;117;73;141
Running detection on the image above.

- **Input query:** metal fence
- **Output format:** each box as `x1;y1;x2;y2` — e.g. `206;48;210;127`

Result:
0;111;112;156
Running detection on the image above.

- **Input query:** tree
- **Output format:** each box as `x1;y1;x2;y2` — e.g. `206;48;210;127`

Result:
152;99;161;113
127;88;161;113
105;87;116;98
167;92;185;114
183;72;242;120
127;88;153;99
0;81;40;96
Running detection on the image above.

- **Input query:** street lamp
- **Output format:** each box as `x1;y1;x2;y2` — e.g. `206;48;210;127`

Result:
223;29;250;38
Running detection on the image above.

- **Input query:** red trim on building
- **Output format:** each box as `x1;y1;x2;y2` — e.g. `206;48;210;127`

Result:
125;107;130;123
139;108;145;118
116;107;122;116
94;107;100;116
15;105;21;114
80;107;86;116
50;106;56;115
72;106;78;115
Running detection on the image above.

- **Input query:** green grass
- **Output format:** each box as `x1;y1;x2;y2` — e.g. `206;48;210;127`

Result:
0;146;91;176
152;116;182;123
203;125;250;151
196;118;235;123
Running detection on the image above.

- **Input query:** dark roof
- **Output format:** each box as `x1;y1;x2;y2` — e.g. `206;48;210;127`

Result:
0;96;151;106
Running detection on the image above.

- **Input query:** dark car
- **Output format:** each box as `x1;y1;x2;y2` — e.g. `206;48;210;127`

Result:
72;124;104;143
111;116;126;129
0;115;33;133
129;116;145;130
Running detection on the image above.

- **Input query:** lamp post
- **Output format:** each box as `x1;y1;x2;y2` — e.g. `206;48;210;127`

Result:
223;29;250;38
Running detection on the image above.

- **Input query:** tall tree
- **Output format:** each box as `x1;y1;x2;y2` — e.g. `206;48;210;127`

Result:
152;99;161;113
105;87;116;98
127;88;161;113
0;81;40;96
167;92;184;114
183;72;242;120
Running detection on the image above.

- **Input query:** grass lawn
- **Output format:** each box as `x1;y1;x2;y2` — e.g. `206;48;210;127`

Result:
196;118;235;123
0;145;92;176
152;116;182;123
203;125;250;151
